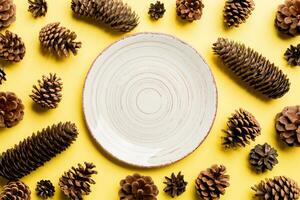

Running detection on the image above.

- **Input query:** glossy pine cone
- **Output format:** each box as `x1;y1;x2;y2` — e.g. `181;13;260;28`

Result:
213;38;290;99
36;180;55;199
0;91;24;128
148;1;166;20
0;122;78;180
176;0;204;22
285;44;300;66
28;0;48;17
0;181;31;200
252;176;300;200
0;0;16;28
195;165;230;200
71;0;139;32
163;172;187;198
119;173;159;200
0;31;26;62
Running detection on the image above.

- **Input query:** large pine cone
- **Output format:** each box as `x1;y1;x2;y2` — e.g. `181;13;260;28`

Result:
0;31;26;62
176;0;204;22
0;181;31;200
39;22;81;57
71;0;139;32
195;165;230;200
285;44;300;66
119;173;159;200
252;176;300;200
276;105;300;146
213;38;290;99
0;91;24;128
0;0;16;28
59;162;97;200
163;172;187;198
0;122;78;180
275;0;300;36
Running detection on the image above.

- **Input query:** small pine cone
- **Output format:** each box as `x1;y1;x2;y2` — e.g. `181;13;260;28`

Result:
0;0;16;28
163;172;187;198
71;0;139;32
176;0;204;22
28;0;48;17
213;38;290;99
119;173;159;200
276;105;300;146
223;0;255;27
59;162;97;200
275;0;300;36
0;30;26;62
252;176;300;200
39;22;82;57
36;180;55;199
0;91;24;128
249;143;279;173
195;165;230;200
30;73;63;109
0;67;6;84
0;122;78;180
148;1;166;20
0;181;31;200
285;44;300;66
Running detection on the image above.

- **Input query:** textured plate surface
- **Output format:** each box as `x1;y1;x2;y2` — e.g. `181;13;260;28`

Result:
83;33;217;167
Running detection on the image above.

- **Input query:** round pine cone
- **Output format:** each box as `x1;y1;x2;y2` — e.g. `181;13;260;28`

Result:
0;91;24;128
195;165;230;200
176;0;204;22
252;176;300;200
0;0;16;28
119;173;159;200
0;181;31;200
285;44;300;66
30;73;63;109
148;1;166;20
163;172;187;198
36;180;55;199
276;105;300;146
275;0;300;36
249;143;279;173
28;0;48;18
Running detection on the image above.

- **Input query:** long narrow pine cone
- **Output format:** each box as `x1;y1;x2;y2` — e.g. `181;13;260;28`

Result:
176;0;204;22
0;67;6;84
0;181;31;200
71;0;139;32
0;0;16;28
39;22;82;58
0;122;78;180
28;0;48;18
285;44;300;66
213;38;290;99
59;162;97;200
163;172;187;198
252;176;300;200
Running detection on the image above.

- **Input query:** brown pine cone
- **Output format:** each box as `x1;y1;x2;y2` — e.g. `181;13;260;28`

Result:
195;165;230;200
71;0;139;32
30;73;63;109
36;180;55;199
28;0;47;17
39;22;81;57
148;1;166;20
252;176;300;200
176;0;204;22
163;172;187;198
275;0;300;36
0;181;31;200
59;162;97;200
0;0;16;28
285;44;300;66
213;38;290;99
119;173;159;200
0;67;6;84
0;91;24;128
0;31;26;62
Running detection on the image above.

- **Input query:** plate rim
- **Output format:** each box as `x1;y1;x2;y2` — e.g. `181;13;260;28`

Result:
82;32;218;168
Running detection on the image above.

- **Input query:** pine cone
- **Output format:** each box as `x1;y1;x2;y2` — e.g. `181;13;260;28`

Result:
0;181;31;200
36;180;55;199
176;0;204;22
249;143;279;173
0;91;24;128
0;122;78;180
30;73;63;109
0;67;6;84
148;1;166;20
223;0;255;27
195;165;230;200
119;173;159;200
285;44;300;66
0;0;16;28
39;22;82;57
252;176;300;200
28;0;47;17
59;162;97;200
276;105;300;146
71;0;139;32
0;30;26;62
275;0;300;36
163;172;187;198
213;38;290;99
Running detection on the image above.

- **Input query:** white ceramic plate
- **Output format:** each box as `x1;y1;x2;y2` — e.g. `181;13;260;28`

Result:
83;33;217;167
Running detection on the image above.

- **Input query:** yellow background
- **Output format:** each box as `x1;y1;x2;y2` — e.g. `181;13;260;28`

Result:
0;0;300;199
